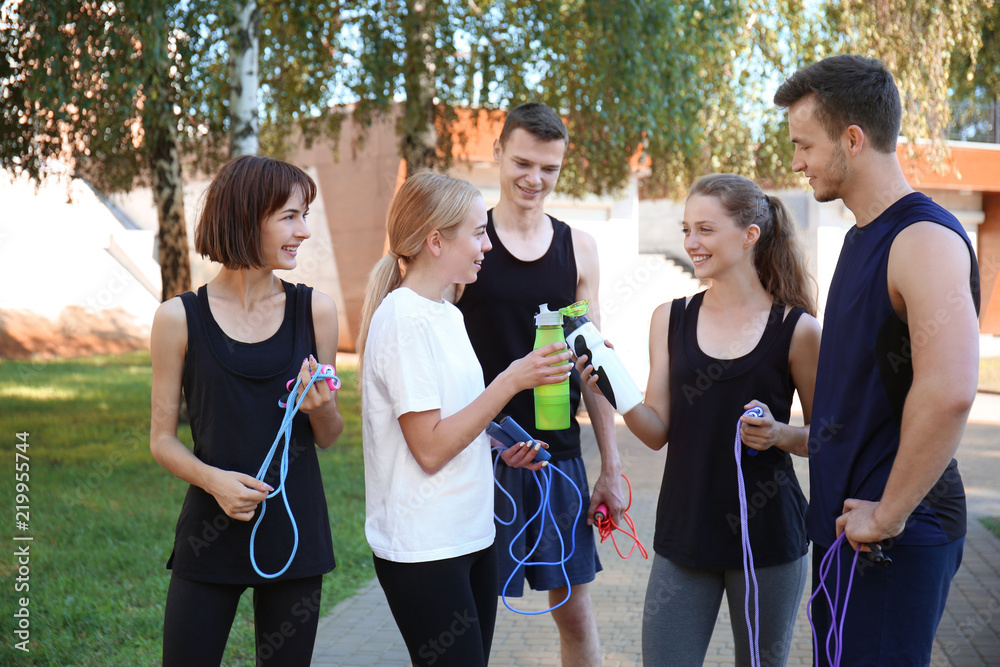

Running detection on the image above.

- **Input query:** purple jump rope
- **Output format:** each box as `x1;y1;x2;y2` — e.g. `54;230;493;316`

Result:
735;406;764;667
739;406;876;667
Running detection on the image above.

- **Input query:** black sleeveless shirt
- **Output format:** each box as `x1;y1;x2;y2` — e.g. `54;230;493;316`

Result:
169;281;335;583
456;210;582;460
808;192;976;547
656;291;808;569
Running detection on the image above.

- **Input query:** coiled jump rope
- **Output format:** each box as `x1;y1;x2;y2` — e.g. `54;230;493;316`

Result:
488;416;584;616
249;364;340;579
807;523;891;666
593;475;647;560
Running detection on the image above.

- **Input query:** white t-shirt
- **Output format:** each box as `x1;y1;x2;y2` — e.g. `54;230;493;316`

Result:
362;287;495;562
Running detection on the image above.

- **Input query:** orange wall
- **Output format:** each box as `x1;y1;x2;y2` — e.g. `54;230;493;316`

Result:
981;193;1000;333
898;142;1000;193
294;113;404;350
897;142;1000;333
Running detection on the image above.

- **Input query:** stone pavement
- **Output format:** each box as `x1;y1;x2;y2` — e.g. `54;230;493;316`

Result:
312;392;1000;666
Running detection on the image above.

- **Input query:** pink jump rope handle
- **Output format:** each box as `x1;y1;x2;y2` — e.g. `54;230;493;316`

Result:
594;503;609;523
279;365;341;407
285;365;340;392
319;364;341;391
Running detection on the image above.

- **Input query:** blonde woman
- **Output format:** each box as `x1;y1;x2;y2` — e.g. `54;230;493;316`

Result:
357;172;572;666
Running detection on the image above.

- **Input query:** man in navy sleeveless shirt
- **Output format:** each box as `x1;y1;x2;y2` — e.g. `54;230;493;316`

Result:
775;56;981;665
453;103;624;666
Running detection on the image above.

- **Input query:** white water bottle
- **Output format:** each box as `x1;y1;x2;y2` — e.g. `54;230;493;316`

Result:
560;301;643;415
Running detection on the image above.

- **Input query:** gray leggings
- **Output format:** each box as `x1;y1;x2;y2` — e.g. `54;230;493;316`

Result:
642;553;807;667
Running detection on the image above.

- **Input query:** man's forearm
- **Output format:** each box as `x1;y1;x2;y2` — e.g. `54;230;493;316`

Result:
874;380;973;536
581;380;620;473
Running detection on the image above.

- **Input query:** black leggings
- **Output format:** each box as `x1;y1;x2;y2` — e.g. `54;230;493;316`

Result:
374;544;498;667
162;573;323;667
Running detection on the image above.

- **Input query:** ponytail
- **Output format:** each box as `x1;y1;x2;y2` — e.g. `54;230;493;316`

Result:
753;196;818;316
355;254;404;382
689;174;817;316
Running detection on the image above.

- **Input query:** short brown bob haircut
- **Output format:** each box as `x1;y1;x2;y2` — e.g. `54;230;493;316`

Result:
195;155;318;269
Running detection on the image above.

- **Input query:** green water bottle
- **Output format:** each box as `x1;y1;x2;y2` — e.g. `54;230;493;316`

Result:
533;303;570;430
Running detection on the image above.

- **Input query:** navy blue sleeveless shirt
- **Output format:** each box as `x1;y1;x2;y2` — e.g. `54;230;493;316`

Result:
807;192;980;548
657;292;809;569
456;210;582;461
169;281;336;583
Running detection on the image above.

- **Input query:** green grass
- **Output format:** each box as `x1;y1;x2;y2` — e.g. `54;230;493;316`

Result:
0;352;370;666
981;517;1000;541
980;356;1000;391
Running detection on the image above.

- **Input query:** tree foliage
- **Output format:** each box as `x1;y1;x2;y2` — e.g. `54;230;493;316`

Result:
0;0;351;300
174;0;347;164
343;0;826;198
1;0;192;299
949;0;999;142
2;0;150;191
824;0;990;163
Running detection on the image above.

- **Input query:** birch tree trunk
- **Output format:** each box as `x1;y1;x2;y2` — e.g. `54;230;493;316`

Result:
149;106;191;302
400;0;438;176
229;0;260;156
142;12;191;303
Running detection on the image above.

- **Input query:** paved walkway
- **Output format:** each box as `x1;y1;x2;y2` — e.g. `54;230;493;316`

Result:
312;392;1000;666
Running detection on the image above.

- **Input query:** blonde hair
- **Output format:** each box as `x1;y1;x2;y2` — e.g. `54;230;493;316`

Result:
689;174;817;316
356;172;482;377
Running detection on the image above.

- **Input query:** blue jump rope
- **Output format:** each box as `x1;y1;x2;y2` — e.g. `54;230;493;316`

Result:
487;416;584;616
249;365;340;579
251;370;584;609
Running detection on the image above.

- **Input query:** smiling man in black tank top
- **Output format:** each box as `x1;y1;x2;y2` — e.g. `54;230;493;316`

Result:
453;103;623;666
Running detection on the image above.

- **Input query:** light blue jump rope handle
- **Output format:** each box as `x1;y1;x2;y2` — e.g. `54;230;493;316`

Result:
742;406;765;457
250;366;339;579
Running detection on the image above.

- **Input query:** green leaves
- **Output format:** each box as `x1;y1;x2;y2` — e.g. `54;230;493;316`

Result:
337;0;821;197
825;0;992;167
3;1;993;199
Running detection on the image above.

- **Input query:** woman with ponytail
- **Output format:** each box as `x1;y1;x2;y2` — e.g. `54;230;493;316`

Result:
580;173;820;666
358;171;572;666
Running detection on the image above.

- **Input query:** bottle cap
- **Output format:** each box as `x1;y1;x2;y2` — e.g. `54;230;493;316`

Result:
535;303;563;326
559;301;590;318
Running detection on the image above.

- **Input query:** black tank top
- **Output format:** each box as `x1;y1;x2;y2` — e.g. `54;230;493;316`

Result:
656;291;808;569
169;281;335;583
456;210;582;460
808;192;976;547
